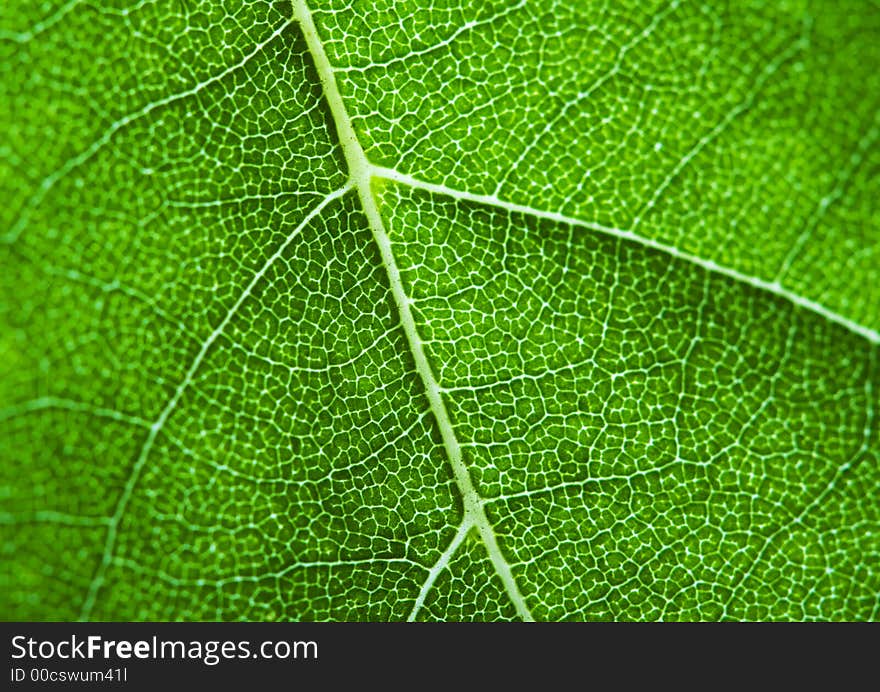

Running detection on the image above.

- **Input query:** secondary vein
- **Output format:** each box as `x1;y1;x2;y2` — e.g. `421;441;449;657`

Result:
371;165;880;346
408;519;474;621
78;184;352;620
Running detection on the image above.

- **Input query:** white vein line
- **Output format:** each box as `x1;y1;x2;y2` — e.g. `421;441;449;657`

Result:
0;396;151;428
293;0;534;621
3;17;296;245
0;0;83;43
334;1;527;74
0;511;112;528
77;183;352;620
630;27;809;233
721;345;877;617
493;1;675;196
408;519;474;621
372;165;880;346
775;116;880;284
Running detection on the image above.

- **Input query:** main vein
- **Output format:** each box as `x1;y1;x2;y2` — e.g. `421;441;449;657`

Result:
292;0;534;621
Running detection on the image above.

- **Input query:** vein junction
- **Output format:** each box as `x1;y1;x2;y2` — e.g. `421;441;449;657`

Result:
370;166;880;346
64;1;876;621
292;0;535;622
79;185;353;620
290;0;879;620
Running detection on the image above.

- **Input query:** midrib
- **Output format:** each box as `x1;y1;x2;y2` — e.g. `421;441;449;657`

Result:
292;0;535;621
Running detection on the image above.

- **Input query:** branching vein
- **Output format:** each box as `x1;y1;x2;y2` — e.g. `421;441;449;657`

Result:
78;183;352;620
371;166;880;346
292;0;534;621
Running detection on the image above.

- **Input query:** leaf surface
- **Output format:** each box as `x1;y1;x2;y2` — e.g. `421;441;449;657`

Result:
0;0;878;621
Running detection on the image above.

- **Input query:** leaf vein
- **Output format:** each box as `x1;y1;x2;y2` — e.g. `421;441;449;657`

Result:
77;183;352;620
371;165;880;345
293;0;534;620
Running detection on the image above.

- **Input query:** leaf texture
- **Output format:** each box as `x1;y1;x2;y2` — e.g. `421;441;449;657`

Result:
0;0;878;621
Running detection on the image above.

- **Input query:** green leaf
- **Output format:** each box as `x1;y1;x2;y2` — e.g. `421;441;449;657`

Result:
1;0;877;621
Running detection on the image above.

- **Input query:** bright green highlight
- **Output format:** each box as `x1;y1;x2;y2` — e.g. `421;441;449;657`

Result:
0;0;877;621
